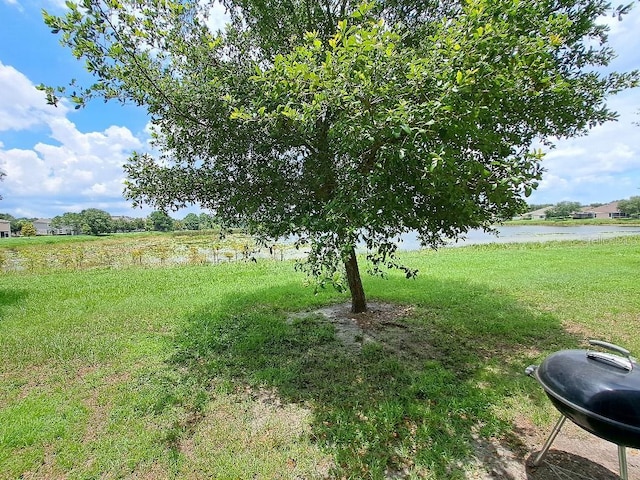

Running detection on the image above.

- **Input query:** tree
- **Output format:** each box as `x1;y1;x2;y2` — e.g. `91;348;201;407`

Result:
10;219;25;235
618;196;640;218
173;219;185;230
21;222;37;237
43;0;639;312
132;217;146;231
111;216;145;232
111;217;127;233
51;212;84;235
545;201;583;219
198;213;217;230
146;211;175;232
526;204;552;212
80;208;113;235
183;213;201;230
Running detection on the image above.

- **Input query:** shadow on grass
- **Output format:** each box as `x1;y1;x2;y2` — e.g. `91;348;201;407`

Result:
170;275;580;479
0;289;28;321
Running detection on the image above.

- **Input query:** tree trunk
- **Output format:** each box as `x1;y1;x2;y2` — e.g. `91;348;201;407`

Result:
344;246;367;313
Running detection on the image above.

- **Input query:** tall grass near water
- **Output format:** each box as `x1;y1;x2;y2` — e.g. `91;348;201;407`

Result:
0;231;296;273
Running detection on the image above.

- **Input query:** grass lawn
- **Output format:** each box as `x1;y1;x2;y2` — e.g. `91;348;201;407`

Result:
0;235;639;479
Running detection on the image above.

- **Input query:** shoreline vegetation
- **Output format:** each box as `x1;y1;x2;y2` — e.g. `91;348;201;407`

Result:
1;223;640;273
1;235;639;478
1;224;640;273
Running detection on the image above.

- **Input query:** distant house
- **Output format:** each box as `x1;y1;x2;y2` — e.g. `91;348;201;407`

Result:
33;219;52;235
572;211;595;219
53;224;76;235
111;216;135;222
0;219;10;238
33;218;75;235
574;201;628;220
520;207;551;220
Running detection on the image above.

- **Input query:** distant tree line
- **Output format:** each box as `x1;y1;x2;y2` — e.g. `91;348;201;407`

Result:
618;197;640;218
544;201;583;219
3;198;638;237
0;210;221;236
524;203;553;212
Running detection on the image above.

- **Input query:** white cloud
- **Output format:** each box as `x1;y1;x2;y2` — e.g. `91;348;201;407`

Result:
543;135;639;178
588;6;640;73
46;0;69;8
84;183;108;195
0;62;69;131
5;0;69;10
1;0;22;11
533;130;640;203
72;170;94;182
0;149;44;192
1;119;142;199
200;0;230;33
81;178;127;197
0;64;146;216
531;68;640;205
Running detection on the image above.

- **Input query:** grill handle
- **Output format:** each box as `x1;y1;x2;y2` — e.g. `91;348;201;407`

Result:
587;339;633;371
589;340;631;357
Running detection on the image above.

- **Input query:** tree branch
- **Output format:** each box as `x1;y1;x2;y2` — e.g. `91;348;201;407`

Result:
96;2;208;129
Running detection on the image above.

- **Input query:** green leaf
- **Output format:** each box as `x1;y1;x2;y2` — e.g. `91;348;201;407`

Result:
230;108;251;120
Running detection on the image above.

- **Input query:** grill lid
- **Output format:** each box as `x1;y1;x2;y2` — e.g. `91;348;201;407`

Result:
534;341;640;428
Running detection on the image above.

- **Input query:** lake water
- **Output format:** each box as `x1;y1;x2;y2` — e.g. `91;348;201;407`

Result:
397;225;640;251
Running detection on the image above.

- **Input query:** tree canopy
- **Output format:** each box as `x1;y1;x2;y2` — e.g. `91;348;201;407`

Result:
42;0;639;312
80;208;113;235
618;196;640;218
545;201;583;219
51;209;112;235
182;213;201;230
146;210;175;232
51;212;84;235
20;222;37;237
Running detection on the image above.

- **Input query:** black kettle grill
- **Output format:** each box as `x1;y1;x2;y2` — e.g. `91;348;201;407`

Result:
526;340;640;480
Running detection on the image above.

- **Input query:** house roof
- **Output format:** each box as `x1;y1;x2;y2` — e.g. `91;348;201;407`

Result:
525;207;551;216
579;201;621;214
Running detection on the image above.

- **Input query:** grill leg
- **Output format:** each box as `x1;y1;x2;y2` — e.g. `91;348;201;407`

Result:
618;445;628;480
531;414;567;467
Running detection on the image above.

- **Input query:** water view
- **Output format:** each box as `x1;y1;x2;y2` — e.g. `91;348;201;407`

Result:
398;225;640;250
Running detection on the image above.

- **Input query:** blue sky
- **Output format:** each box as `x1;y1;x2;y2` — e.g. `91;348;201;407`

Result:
0;0;639;220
